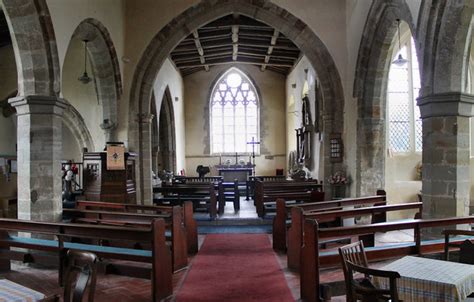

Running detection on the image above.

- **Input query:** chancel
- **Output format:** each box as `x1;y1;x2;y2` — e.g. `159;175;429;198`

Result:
1;0;474;301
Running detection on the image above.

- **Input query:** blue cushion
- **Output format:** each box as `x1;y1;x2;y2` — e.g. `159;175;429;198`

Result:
10;236;151;258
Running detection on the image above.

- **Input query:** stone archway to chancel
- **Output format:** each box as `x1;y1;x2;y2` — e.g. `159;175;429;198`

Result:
353;0;416;197
128;0;345;205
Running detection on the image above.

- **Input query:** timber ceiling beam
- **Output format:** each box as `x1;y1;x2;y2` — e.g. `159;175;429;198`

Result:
192;30;209;71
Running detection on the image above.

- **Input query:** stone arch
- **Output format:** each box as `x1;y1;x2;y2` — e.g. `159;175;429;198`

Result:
157;87;177;173
1;0;60;96
128;0;345;204
352;0;416;196
62;100;95;152
69;18;122;140
417;1;474;95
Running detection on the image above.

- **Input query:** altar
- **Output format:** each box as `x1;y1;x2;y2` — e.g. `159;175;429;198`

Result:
216;166;253;182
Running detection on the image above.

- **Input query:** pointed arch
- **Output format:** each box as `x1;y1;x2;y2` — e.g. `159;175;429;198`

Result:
128;0;345;204
209;67;260;154
67;18;122;132
352;0;417;196
1;0;60;96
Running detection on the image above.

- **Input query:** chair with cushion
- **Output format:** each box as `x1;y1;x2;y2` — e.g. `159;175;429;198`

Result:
346;260;401;302
339;241;369;301
64;249;98;302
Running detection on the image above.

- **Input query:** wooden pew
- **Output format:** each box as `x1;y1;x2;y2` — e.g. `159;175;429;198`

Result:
246;175;287;199
74;200;198;254
254;180;323;217
300;216;474;302
154;183;218;219
287;202;423;271
218;179;240;214
63;206;188;272
0;218;172;301
173;176;223;184
272;192;386;252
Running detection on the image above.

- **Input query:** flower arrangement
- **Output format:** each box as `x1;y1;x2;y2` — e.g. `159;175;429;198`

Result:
327;171;349;185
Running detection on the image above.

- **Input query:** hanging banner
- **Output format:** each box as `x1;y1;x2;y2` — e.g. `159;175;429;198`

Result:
107;144;125;170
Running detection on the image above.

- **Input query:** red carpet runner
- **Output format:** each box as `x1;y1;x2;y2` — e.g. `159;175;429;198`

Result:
176;234;294;302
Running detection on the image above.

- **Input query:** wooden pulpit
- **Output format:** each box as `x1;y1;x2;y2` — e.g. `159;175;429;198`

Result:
82;152;137;203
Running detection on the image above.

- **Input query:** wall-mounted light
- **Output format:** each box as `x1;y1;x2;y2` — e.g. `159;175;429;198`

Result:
392;19;409;66
78;39;92;84
175;97;179;102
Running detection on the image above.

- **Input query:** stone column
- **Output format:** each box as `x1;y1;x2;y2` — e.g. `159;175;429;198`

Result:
137;113;154;205
9;96;67;221
356;117;385;196
418;92;474;220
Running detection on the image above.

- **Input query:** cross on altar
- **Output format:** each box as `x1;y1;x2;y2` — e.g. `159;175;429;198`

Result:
246;136;260;176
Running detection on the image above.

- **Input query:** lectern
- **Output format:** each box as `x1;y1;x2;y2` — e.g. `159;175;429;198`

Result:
82;152;137;203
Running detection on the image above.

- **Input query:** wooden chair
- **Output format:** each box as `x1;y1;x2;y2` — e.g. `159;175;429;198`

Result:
346;261;401;302
339;241;369;300
64;250;98;302
443;229;474;264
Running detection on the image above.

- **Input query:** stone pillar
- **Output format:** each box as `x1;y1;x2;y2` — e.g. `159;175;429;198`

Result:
9;96;67;221
418;92;474;219
100;120;117;143
356;117;385;196
137;113;154;205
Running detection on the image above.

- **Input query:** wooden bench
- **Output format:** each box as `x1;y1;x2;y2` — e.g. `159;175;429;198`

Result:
0;218;172;301
218;180;240;213
63;207;188;272
300;216;474;302
173;176;223;184
254;180;323;217
287;201;423;271
272;192;386;252
74;200;198;254
153;183;218;219
246;175;287;199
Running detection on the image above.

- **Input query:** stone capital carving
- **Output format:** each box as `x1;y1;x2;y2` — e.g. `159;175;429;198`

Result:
9;95;67;116
100;120;117;131
136;113;154;124
417;92;474;118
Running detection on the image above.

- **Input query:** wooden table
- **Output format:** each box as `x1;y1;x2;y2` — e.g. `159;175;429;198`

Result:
0;279;45;301
376;256;474;301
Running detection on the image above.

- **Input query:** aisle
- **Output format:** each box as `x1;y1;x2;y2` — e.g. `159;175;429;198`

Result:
176;234;295;302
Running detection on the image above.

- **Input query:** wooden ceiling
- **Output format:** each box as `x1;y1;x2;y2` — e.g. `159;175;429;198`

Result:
170;14;301;76
0;10;11;48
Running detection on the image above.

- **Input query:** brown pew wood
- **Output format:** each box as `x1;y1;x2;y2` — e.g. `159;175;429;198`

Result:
0;218;172;302
75;200;198;254
287;202;423;271
255;180;323;217
154;183;218;219
272;192;386;252
300;216;474;302
64;207;188;272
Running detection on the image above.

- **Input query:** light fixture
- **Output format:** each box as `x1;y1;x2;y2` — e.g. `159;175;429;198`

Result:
78;40;92;84
392;19;409;66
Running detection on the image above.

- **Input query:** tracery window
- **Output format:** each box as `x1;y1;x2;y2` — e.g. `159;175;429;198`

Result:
387;37;422;153
210;68;259;154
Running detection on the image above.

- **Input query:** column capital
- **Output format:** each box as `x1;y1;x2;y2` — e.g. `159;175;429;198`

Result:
9;95;67;116
100;120;117;131
417;92;474;118
136;113;154;124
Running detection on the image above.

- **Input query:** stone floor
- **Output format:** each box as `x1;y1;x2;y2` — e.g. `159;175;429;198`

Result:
0;198;418;301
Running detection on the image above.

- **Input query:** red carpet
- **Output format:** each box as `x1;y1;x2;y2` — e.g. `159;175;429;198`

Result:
176;234;294;302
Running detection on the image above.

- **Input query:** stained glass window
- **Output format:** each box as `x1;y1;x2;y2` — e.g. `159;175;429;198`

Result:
210;68;259;154
388;37;422;153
